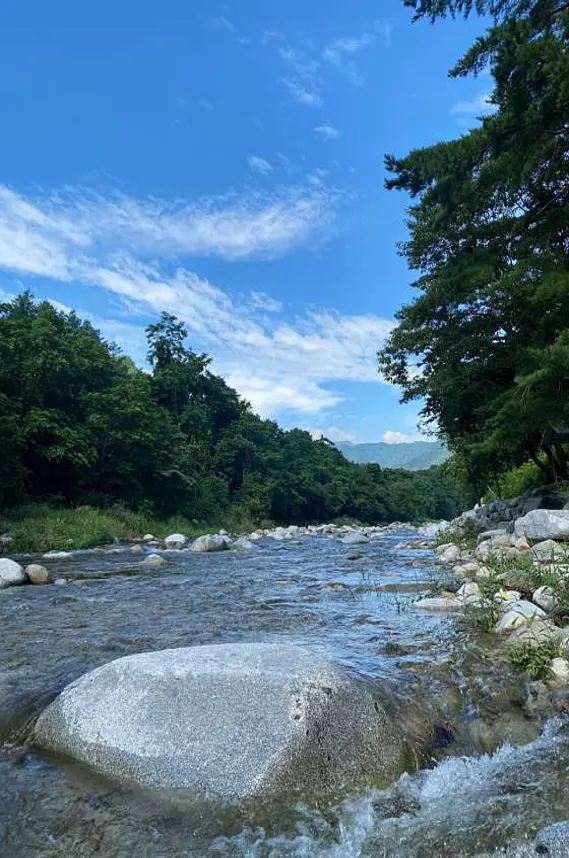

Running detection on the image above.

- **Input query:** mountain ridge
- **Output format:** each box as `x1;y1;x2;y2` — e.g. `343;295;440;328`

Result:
336;439;448;470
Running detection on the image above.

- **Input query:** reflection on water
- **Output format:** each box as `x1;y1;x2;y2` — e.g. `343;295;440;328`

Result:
0;531;564;856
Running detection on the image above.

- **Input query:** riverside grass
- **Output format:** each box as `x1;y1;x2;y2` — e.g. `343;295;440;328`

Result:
0;504;263;553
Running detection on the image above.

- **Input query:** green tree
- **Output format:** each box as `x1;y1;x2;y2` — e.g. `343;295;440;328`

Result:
380;0;569;486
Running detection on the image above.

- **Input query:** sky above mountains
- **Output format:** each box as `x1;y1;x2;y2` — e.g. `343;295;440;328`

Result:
0;0;491;443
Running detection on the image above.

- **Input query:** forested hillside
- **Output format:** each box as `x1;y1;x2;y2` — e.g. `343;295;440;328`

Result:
0;294;462;525
337;440;448;470
380;0;569;496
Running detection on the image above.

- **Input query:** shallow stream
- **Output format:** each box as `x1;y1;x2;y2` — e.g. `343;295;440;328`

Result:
1;530;568;857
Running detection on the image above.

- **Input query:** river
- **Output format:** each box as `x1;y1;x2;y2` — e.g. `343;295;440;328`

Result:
1;529;568;856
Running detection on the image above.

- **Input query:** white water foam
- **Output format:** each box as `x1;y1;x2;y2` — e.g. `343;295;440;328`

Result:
209;719;568;857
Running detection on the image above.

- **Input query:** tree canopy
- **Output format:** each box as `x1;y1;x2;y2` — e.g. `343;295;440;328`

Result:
379;0;569;491
0;293;462;524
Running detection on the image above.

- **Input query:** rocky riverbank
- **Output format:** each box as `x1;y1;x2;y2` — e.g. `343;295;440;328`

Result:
413;487;569;702
4;500;569;855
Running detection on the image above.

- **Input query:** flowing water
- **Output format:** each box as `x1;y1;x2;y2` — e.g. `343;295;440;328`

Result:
1;529;568;857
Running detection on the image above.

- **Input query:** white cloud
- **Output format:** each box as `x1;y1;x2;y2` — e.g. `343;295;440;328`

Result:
322;33;375;66
282;79;323;109
314;123;339;140
247;155;273;175
381;430;424;444
210;16;234;32
307;426;358;443
249;291;283;313
225;375;342;417
0;182;395;420
0;183;339;266
451;92;495;116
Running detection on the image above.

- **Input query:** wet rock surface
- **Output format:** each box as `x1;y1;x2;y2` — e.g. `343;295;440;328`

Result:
34;643;410;802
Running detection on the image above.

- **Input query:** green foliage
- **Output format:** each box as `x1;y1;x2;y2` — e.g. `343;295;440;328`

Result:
505;638;561;680
379;0;569;490
0;504;262;553
0;295;465;527
485;461;547;502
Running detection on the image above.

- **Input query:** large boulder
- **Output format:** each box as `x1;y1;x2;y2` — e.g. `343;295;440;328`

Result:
514;509;569;542
0;558;25;588
191;534;231;553
33;644;410;803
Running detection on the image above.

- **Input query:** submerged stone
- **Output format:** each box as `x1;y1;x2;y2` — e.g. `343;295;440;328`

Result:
33;643;411;803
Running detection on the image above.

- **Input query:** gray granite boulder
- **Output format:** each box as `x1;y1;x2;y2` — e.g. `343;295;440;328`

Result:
191;534;231;552
514;510;569;542
33;644;409;803
0;558;25;588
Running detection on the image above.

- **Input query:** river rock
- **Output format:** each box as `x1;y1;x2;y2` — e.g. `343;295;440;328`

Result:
138;553;167;568
164;533;187;549
130;544;145;554
413;597;463;612
506;619;560;648
550;657;569;683
232;537;254;551
437;544;460;565
0;558;25;588
533;585;560;613
24;564;49;585
33;644;410;802
191;534;231;553
495;600;546;634
453;562;480;577
143;534;155;542
531;539;569;563
341;532;369;546
514;509;569;542
456;581;483;606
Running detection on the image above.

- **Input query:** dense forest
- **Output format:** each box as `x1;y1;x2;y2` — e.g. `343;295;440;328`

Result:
380;0;569;496
0;294;462;525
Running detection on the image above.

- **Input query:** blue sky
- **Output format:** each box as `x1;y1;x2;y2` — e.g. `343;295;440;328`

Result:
0;1;492;444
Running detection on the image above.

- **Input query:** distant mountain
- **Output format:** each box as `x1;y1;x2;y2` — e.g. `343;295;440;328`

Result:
336;440;449;471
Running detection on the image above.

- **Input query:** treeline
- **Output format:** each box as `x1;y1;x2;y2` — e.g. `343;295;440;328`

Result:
0;294;462;525
380;0;569;497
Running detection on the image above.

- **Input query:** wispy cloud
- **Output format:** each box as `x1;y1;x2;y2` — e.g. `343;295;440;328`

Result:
249;291;283;313
451;91;495;116
210;16;234;32
198;98;214;111
247;155;273;175
0;183;339;264
0;182;394;419
322;33;375;67
314;123;339;140
282;79;323;109
276;21;391;108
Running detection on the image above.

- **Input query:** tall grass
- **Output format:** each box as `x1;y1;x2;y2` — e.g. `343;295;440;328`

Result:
0;504;265;553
